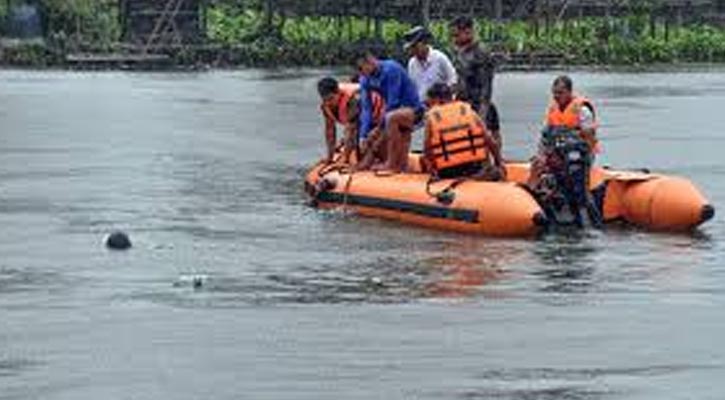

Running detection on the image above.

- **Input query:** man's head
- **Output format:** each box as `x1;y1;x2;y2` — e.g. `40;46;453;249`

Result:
403;26;432;60
426;83;453;106
449;16;475;47
317;77;340;108
552;75;574;108
354;51;378;77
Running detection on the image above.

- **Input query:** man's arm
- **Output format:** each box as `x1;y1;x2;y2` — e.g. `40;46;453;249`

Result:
383;66;403;111
359;80;374;140
476;118;505;178
473;45;494;105
578;104;597;147
422;121;434;173
480;122;501;167
321;105;337;163
441;52;458;88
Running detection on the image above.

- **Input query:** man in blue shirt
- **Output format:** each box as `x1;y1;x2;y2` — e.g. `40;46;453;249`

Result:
357;52;425;172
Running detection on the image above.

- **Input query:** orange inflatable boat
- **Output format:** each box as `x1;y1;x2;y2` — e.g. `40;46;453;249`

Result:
305;153;714;236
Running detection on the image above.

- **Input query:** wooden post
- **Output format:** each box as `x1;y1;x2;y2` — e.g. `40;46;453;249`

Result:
533;0;540;39
374;17;382;40
664;12;670;42
420;0;431;27
335;15;342;41
373;0;382;40
579;3;585;40
347;15;353;42
264;0;274;34
365;14;370;38
200;0;207;42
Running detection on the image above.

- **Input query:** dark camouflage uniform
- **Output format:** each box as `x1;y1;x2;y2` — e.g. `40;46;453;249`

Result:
452;42;499;131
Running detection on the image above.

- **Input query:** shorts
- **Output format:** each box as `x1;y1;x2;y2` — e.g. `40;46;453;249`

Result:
382;106;426;131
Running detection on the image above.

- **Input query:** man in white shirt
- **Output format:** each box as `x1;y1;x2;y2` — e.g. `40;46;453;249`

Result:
403;26;458;102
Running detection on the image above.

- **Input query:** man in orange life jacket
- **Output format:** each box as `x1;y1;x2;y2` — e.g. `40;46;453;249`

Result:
423;83;504;180
317;77;384;164
529;75;599;186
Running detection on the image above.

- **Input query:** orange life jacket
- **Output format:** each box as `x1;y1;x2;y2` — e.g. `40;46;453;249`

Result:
322;83;384;126
545;95;600;152
426;101;489;173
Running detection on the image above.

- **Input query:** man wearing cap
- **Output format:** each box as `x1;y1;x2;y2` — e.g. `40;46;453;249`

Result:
404;26;458;103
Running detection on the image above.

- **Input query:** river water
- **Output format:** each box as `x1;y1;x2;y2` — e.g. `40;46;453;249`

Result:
1;69;724;399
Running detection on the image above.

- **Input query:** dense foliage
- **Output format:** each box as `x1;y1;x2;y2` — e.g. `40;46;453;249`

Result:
3;1;725;67
206;6;725;66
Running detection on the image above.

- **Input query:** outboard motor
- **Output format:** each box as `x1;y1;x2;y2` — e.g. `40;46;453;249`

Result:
536;127;602;228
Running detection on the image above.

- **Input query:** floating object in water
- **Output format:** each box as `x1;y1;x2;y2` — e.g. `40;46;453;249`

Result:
105;231;132;250
174;274;209;289
367;276;384;287
305;153;713;236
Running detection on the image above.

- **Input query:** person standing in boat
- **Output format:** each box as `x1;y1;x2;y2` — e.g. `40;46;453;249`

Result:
403;26;458;103
529;75;599;187
356;51;425;172
449;16;502;153
317;77;384;164
423;83;504;181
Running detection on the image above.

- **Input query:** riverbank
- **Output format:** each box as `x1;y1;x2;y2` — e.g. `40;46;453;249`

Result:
4;12;725;70
7;41;725;72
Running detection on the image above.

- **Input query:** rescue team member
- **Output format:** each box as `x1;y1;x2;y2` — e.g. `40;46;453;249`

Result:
529;75;599;186
317;77;384;164
356;52;425;172
403;26;458;103
449;16;501;152
423;83;504;180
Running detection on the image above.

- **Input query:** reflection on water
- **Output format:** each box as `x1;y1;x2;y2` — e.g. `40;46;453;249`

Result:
0;267;70;295
461;364;722;400
589;85;702;99
144;255;500;307
456;386;614;400
0;358;39;378
530;232;603;294
418;255;504;299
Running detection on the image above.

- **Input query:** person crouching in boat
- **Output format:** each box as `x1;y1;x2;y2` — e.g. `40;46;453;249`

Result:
423;83;505;181
317;77;384;165
528;75;599;188
355;51;426;172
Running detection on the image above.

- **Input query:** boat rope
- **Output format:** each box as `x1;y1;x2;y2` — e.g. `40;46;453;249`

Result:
317;143;346;178
425;175;468;205
342;172;354;210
